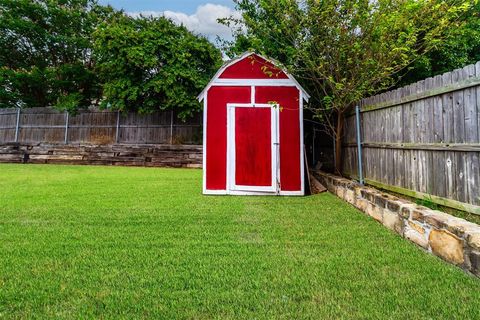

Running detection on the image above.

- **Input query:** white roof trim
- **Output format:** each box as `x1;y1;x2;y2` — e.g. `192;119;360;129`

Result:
197;52;310;102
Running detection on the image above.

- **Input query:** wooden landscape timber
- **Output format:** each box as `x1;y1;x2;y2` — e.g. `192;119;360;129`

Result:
0;143;202;168
342;61;480;214
309;171;327;194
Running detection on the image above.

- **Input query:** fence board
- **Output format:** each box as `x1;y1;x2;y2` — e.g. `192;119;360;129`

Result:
343;61;480;213
0;108;202;145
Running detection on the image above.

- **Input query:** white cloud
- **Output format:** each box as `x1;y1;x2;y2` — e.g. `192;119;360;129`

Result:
128;4;241;41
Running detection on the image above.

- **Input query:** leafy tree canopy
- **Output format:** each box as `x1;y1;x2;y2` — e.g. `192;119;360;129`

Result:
0;0;114;111
0;0;222;119
222;0;477;172
93;14;222;119
400;1;480;84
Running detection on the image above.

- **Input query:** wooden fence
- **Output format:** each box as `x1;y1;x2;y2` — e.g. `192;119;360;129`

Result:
343;61;480;214
0;108;202;145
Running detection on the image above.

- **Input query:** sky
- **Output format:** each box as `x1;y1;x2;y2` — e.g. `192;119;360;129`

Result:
98;0;239;41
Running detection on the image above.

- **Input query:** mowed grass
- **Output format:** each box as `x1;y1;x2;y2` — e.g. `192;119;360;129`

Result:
1;164;480;319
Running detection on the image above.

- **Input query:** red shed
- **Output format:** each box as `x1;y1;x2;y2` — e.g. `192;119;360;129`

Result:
198;52;310;195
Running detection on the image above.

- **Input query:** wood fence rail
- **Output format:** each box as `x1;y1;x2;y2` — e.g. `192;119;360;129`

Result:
0;108;202;145
343;61;480;214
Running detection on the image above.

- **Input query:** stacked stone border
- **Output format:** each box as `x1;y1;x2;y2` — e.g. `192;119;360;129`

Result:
313;170;480;277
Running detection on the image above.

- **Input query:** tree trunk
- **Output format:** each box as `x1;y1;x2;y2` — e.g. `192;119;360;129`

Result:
334;111;344;175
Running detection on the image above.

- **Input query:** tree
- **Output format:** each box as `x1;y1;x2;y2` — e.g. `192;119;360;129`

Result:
93;14;222;120
0;0;114;111
398;1;480;85
223;0;475;173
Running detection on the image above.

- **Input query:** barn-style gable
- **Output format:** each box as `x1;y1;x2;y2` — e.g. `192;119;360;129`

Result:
198;52;309;101
219;54;289;79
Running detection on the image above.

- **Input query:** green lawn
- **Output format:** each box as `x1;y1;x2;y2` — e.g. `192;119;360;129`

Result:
1;164;480;319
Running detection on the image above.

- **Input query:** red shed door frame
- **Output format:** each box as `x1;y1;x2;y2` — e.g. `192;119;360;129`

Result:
226;103;279;193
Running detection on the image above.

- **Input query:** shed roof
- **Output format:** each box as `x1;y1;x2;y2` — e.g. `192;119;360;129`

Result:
197;52;310;102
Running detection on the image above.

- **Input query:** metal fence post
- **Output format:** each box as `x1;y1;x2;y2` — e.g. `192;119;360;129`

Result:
312;127;316;166
355;105;364;185
14;108;20;142
170;110;174;145
115;111;120;143
332;135;336;173
64;111;69;144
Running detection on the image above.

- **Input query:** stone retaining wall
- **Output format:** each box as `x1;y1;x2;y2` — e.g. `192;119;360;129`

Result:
313;171;480;277
0;143;202;168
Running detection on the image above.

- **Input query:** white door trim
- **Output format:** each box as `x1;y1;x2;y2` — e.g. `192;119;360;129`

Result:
226;103;279;194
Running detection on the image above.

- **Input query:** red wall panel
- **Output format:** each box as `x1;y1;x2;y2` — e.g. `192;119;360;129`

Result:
219;54;288;79
255;86;301;191
206;86;250;190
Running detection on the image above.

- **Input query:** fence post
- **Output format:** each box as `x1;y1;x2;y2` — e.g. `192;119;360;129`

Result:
115;111;120;143
355;105;364;185
170;110;174;145
14;108;20;143
332;135;336;173
312;127;316;165
64;111;69;144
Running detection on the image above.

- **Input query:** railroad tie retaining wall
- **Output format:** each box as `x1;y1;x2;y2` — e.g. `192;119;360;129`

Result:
313;170;480;278
0;143;202;168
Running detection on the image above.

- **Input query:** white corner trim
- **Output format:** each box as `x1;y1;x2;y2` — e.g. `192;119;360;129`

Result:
300;91;305;195
202;89;208;194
